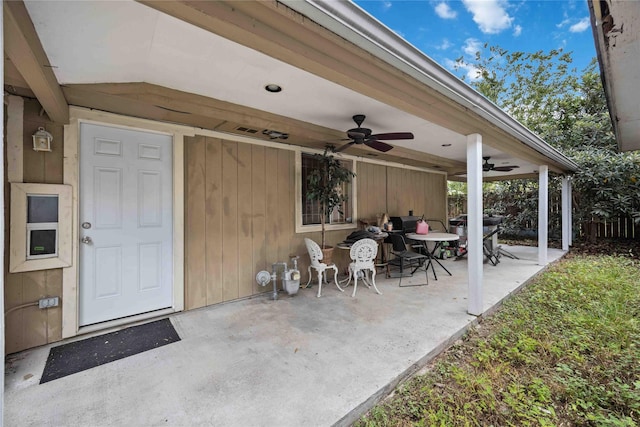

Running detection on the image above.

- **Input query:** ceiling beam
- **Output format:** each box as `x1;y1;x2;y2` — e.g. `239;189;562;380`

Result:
62;82;464;171
62;82;343;143
3;1;69;124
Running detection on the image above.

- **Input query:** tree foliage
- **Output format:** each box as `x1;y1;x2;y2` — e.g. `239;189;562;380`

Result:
453;46;640;238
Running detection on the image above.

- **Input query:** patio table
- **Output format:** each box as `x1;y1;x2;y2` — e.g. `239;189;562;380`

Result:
405;232;460;280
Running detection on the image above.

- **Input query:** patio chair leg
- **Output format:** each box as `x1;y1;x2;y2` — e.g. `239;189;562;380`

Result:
305;266;312;288
370;269;382;295
498;246;519;259
316;271;324;297
362;270;372;288
351;270;358;297
333;267;344;292
399;259;429;287
344;269;353;288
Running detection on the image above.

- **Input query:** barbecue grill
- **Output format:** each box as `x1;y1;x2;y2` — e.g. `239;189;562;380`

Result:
389;216;421;234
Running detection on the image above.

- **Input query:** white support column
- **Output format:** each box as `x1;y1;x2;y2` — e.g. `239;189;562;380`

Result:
561;176;571;251
1;4;6;424
568;181;573;247
538;165;549;265
466;134;483;316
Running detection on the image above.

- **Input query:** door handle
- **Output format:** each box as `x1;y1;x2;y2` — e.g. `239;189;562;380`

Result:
81;236;93;244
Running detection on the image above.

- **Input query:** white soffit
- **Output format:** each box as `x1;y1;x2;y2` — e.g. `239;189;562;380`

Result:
22;0;564;176
24;1;470;158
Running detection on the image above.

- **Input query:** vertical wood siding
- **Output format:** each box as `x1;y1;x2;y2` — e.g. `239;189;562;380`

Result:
357;162;387;219
380;166;447;223
5;99;64;354
185;136;300;309
184;140;448;309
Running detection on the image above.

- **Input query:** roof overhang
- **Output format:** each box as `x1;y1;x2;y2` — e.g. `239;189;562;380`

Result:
5;0;577;177
589;0;640;152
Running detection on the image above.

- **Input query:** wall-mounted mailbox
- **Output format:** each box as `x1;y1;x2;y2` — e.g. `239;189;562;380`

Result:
27;195;59;259
10;183;72;272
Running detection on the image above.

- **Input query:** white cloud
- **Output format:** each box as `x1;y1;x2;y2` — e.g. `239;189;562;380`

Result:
556;18;571;28
436;38;454;50
462;0;514;34
569;17;590;33
461;64;483;82
444;58;482;82
513;24;522;37
462;38;483;57
435;2;457;19
382;1;392;11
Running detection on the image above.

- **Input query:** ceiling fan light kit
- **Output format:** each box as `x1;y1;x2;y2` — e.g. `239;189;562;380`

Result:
334;114;414;153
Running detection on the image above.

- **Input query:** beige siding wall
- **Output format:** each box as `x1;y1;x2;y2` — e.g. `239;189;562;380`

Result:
185;138;448;307
5;99;64;354
184;136;303;308
357;162;387;220
359;163;448;226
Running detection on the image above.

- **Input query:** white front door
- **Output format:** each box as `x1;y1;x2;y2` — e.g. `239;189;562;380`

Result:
79;123;173;326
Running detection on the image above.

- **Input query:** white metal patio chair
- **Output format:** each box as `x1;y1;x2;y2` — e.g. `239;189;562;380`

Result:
345;238;382;297
304;238;342;297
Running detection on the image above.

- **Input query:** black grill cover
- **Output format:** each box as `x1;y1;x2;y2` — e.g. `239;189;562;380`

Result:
389;215;421;233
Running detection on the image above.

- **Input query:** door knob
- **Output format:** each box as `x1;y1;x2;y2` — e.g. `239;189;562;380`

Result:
81;236;92;244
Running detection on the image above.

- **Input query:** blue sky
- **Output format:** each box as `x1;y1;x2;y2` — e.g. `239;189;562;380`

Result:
353;0;597;81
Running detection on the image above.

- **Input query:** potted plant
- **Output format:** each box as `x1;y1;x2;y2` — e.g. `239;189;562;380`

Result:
306;146;356;260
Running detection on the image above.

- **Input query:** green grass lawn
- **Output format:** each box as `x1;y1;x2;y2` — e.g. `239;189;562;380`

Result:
356;255;640;426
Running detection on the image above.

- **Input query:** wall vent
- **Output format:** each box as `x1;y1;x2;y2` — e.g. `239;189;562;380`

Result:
235;126;259;134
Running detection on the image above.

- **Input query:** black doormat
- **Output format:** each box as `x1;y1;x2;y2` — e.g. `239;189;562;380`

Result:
40;318;180;384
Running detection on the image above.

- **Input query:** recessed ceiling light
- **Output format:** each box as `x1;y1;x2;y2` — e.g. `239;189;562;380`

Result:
441;143;452;147
265;84;282;93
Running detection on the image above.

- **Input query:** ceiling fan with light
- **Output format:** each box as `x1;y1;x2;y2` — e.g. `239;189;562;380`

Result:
333;114;414;153
483;156;519;172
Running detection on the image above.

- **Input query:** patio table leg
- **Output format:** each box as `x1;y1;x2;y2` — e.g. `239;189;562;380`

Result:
420;241;453;280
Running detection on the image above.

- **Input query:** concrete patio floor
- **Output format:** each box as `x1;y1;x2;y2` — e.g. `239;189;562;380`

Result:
4;245;565;427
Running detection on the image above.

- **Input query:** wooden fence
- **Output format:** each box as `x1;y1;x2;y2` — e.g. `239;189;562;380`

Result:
447;195;639;240
582;217;639;239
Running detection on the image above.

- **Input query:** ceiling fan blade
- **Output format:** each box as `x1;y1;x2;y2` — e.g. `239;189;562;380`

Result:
370;132;414;141
334;141;355;153
364;139;394;152
492;165;520;172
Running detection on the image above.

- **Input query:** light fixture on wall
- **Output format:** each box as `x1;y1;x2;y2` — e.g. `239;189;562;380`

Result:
262;129;289;140
32;127;53;152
